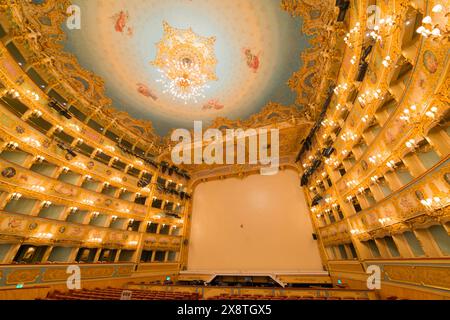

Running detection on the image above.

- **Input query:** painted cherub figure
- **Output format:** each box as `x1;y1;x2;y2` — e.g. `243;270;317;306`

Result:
243;48;261;73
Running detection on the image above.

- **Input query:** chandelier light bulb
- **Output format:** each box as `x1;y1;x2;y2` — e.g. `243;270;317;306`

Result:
422;16;432;24
431;28;441;36
432;4;443;13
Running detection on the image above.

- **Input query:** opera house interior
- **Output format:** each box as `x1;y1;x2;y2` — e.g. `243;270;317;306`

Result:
0;0;448;303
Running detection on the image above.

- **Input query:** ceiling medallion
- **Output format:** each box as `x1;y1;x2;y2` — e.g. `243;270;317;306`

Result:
152;21;218;104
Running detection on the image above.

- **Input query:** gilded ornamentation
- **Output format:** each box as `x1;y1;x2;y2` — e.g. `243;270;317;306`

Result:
6;269;41;285
116;266;134;276
41;268;69;282
383;265;450;290
152;21;218;103
81;267;115;279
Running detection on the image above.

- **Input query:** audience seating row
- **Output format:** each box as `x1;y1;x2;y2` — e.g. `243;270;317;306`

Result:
206;293;369;300
44;287;201;300
43;287;372;300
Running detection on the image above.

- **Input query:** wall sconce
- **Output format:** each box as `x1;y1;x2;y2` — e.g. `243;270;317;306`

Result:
405;139;418;150
41;200;52;208
420;197;447;211
400;105;420;123
416;6;449;39
25;90;40;101
370;175;380;183
378;217;392;225
104;145;115;152
62;167;70;173
382;56;392;67
34;155;45;163
10;193;22;201
325;158;340;167
69;207;78;213
30;185;46;192
73;162;86;170
341;132;358;142
336;104;347;111
3;88;20;98
369;15;396;43
321;119;337;128
425;106;439;119
6;141;19;150
68;123;81;132
83;199;94;205
358;89;383;107
344;23;361;48
346;179;358;188
35;232;53;240
32;109;42;117
22;137;41;148
54;125;64;133
386;160;397;170
334;83;349;95
368;153;384;165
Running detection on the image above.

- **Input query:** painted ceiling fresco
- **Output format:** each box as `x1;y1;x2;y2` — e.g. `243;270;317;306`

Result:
61;0;310;135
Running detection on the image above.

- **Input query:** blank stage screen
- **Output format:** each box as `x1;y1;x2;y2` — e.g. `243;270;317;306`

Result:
187;170;323;273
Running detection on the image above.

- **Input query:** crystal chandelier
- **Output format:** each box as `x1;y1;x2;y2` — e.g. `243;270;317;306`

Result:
152;22;218;104
156;58;209;104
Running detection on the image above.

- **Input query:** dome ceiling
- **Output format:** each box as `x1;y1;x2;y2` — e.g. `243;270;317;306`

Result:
61;0;310;135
